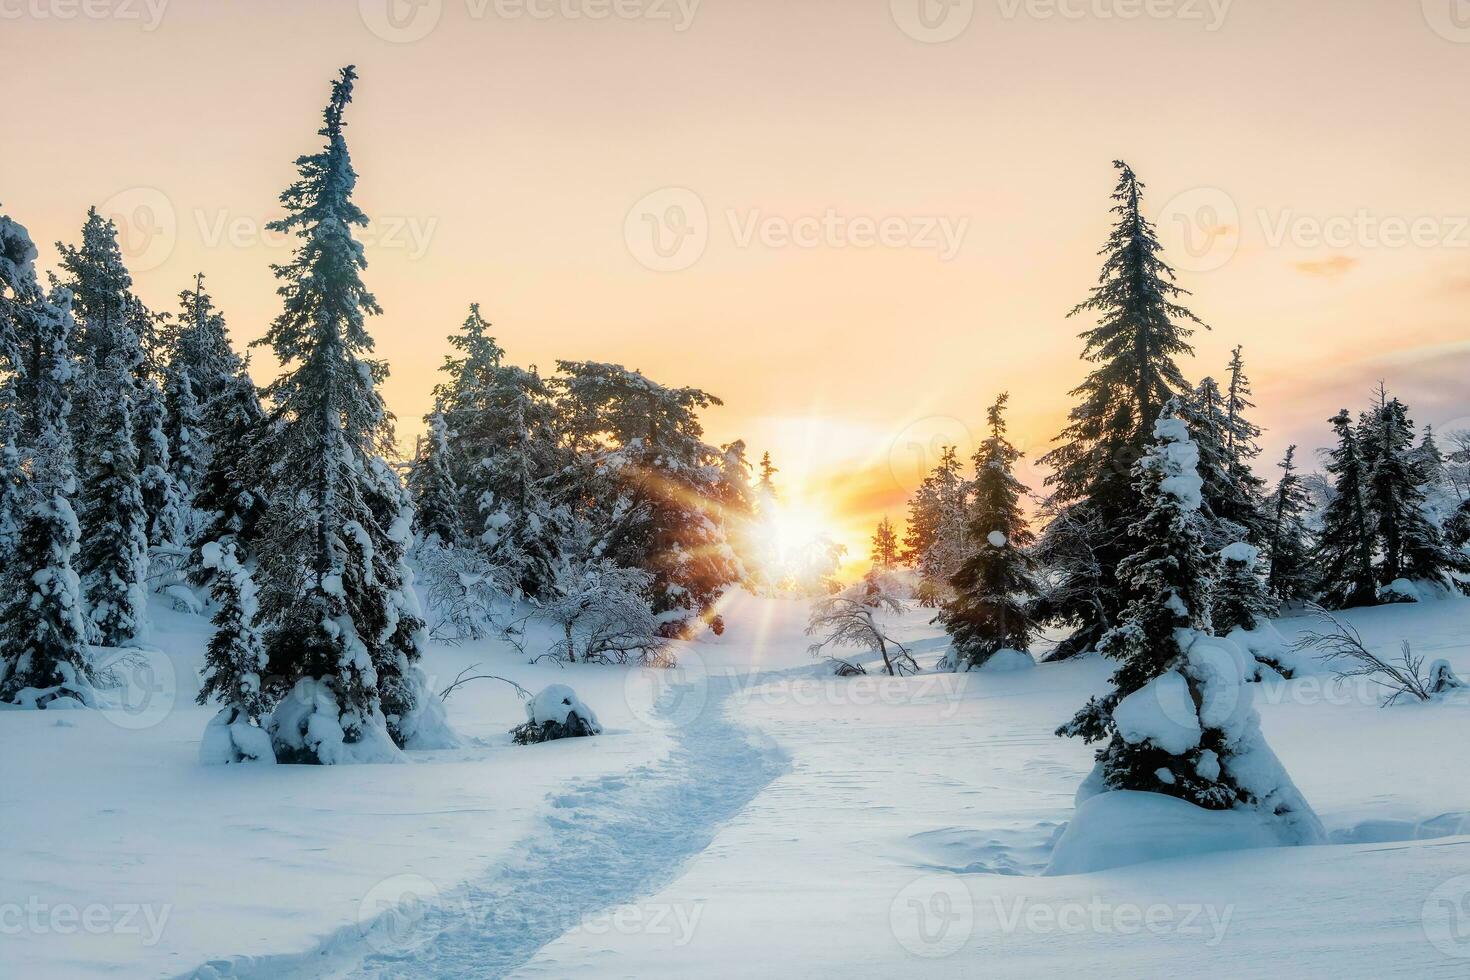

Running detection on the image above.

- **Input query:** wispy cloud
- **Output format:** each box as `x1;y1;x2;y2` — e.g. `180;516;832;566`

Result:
1291;255;1358;278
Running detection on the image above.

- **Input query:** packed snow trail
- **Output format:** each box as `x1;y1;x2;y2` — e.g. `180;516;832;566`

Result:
345;670;790;979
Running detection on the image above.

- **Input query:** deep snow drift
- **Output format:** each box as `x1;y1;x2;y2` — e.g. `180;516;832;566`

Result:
3;590;1469;978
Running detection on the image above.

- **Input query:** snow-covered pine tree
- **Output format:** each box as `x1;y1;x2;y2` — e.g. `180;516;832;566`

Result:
1057;402;1321;844
1263;446;1315;605
408;409;464;546
1037;161;1204;660
165;275;238;520
195;540;275;764
1314;410;1379;610
1187;369;1267;550
189;362;268;577
1360;393;1469;596
0;288;94;707
77;335;150;647
553;360;740;634
901;473;940;567
56;208;133;478
138;376;184;548
431;305;565;597
1223;345;1268;499
939;393;1040;670
250;66;435;763
870;516;899;570
713;439;758;589
1212;541;1274;634
910;446;969;607
0;210;35;566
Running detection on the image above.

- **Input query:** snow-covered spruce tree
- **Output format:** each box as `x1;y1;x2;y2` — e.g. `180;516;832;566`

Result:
553;360;740;635
250;66;438;763
939;393;1040;670
138;376;185;548
1185;373;1265;550
195;540;275;765
713;439;757;590
189;362;268;579
165;275;239;518
1057;403;1321;844
1360;393;1469;597
0;289;94;707
407;409;464;546
907;445;970;607
0;209;36;566
1212;541;1274;634
1223;346;1268;510
78;337;151;647
870;516;899;570
432;305;565;598
1037;161;1204;661
1263;446;1315;606
1314;410;1380;609
56;209;133;463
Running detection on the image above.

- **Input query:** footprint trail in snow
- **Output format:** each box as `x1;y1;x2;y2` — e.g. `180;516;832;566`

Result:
348;672;790;980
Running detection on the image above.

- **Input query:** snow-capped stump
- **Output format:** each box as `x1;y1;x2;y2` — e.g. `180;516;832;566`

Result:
511;684;602;745
1427;660;1466;697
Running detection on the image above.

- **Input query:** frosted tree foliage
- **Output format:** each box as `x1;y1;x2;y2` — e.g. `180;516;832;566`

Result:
939;394;1041;670
1058;403;1321;845
250;66;439;763
1038;161;1203;660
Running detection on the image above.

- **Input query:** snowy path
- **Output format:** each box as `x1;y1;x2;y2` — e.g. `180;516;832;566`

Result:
335;670;791;979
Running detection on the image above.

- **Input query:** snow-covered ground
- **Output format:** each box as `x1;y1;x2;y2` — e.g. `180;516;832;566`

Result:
4;590;1470;978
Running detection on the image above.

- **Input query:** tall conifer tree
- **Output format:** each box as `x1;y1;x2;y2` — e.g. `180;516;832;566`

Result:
1038;161;1204;658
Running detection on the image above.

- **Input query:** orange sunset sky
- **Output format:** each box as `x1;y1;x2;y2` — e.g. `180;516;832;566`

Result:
5;0;1470;560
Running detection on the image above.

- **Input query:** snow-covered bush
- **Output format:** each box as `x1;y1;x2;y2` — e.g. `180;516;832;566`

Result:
541;556;668;666
417;540;516;643
510;684;602;745
806;570;918;677
1295;606;1467;705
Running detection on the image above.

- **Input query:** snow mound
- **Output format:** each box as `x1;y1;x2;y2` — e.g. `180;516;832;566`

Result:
1043;790;1285;876
163;583;203;615
394;666;460;750
977;649;1036;672
199;707;276;765
1218;541;1259;564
